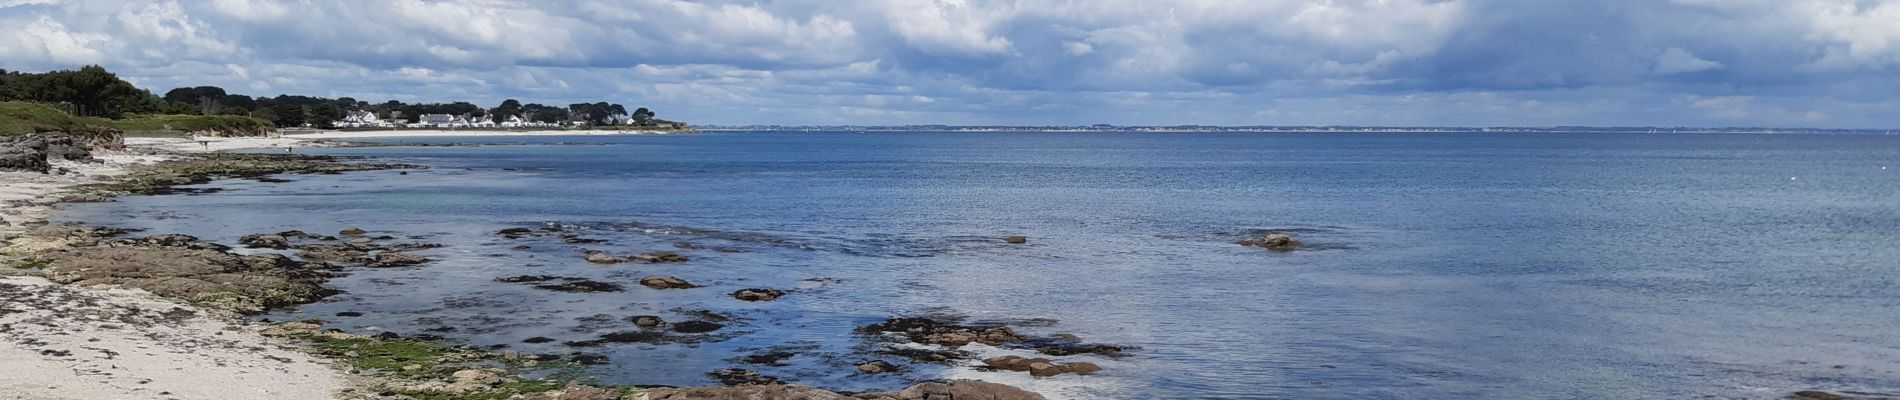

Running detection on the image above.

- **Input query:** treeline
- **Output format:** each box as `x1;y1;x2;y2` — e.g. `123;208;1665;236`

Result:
1;66;677;129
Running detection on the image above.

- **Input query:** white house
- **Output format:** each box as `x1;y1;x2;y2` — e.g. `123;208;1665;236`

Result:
419;114;455;128
501;115;528;128
339;110;388;128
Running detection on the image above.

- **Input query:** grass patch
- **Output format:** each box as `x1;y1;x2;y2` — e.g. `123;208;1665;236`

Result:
3;101;272;137
107;114;274;136
10;258;51;270
0;101;119;136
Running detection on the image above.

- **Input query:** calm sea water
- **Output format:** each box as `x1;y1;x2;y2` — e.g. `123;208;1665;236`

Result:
57;131;1900;399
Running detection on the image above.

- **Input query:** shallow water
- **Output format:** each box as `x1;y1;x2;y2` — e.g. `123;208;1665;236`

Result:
57;131;1900;399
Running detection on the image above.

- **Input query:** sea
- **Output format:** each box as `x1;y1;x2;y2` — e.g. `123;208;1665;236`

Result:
54;131;1900;399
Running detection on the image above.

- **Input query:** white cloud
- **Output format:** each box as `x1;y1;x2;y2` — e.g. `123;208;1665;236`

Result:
1652;47;1722;75
0;16;107;68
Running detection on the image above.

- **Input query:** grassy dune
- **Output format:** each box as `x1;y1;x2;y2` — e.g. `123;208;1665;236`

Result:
1;101;275;137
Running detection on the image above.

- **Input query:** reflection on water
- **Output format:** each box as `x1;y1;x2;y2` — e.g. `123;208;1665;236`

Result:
56;131;1900;399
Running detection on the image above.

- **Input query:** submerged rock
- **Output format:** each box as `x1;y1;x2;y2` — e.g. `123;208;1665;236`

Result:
672;320;724;334
366;252;430;268
640;275;698;289
857;317;1021;347
708;368;781;386
1239;233;1300;251
582;252;622;264
732;288;786;302
339;227;367;236
533;280;625;293
1004;236;1029;244
239;233;290;249
855;360;899;375
632;251;689;263
496;275;567;284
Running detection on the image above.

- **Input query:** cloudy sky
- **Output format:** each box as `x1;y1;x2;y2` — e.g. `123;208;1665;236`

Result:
3;0;1898;128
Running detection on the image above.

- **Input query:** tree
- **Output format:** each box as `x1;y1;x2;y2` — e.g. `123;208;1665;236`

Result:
310;103;344;129
269;102;305;128
492;99;522;123
632;107;655;125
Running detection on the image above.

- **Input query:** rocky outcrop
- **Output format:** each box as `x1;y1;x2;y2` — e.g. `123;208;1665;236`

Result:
0;134;52;173
28;232;336;314
365;251;430;268
1004;236;1028;244
982;356;1102;377
857;317;1021;347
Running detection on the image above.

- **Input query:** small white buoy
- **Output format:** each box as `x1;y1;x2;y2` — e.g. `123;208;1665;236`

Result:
1790;177;1798;181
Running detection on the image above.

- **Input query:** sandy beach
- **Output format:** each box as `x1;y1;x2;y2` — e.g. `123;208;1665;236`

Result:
1;139;354;400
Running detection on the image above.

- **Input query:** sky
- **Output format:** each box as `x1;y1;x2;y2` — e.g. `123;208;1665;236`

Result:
2;0;1899;128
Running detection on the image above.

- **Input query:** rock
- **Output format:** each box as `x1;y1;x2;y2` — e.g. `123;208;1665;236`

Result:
239;234;291;249
639;275;698;289
450;368;505;386
672;242;703;250
583;252;622;264
338;227;367;236
1004;236;1029;244
533;280;625;293
276;230;308;238
743;351;796;365
36;243;333;314
855;360;898;375
855;380;1048;400
1027;362;1063;377
510;383;626;400
732;288;786;302
0;134;51;173
1036;343;1133;357
857;317;1022;347
672;320;724;334
58;193;114;203
632;251;689;263
373;332;403;340
335;311;364;317
497;275;566;283
1792;392;1847;400
1243;233;1300;250
1065;362;1103;375
366;252;430;268
629;315;665;328
498;228;534;237
709;368;781;386
522;337;556;344
643;385;848;400
294;244;369;263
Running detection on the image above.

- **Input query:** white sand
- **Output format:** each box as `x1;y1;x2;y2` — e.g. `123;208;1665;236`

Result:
285;129;678;139
0;277;347;400
123;136;330;153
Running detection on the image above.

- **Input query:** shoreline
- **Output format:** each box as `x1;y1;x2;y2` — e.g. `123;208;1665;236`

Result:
285;128;691;139
0;136;1052;400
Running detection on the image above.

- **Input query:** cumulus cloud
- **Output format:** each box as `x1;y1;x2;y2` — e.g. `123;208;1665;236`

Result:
0;0;1896;128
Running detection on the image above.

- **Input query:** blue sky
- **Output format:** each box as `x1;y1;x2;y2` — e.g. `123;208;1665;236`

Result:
3;0;1898;128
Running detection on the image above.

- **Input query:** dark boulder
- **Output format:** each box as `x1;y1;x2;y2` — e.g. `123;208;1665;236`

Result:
671;320;724;334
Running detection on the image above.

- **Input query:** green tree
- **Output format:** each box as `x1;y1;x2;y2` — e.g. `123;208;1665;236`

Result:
310;103;344;128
